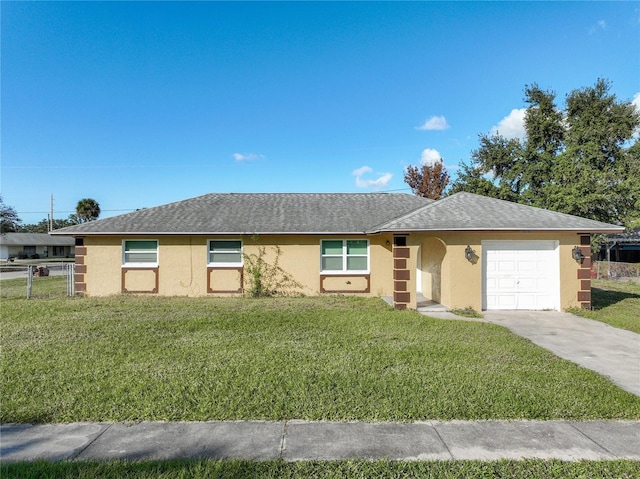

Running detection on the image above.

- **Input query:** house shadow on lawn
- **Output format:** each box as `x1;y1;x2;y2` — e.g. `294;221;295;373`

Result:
591;285;640;310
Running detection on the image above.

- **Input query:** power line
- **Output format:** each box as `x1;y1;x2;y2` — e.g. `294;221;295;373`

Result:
17;209;136;215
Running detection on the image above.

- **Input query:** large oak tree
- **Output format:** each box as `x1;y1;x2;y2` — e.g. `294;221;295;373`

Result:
450;79;639;227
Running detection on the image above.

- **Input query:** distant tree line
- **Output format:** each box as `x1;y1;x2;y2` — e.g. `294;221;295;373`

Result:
404;79;640;229
0;197;101;233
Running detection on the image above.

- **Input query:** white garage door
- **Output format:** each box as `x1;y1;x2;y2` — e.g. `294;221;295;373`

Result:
483;240;559;311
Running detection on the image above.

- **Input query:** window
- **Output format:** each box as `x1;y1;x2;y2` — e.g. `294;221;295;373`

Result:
321;239;369;273
208;240;243;266
123;240;158;266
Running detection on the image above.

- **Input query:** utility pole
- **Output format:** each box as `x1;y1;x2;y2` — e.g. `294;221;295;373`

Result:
50;194;54;232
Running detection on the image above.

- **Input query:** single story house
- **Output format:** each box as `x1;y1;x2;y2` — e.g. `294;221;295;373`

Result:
51;192;623;311
598;228;640;264
0;233;75;260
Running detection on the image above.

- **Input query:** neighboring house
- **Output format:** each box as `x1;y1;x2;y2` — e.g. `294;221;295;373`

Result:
51;192;623;311
0;233;75;260
599;228;640;263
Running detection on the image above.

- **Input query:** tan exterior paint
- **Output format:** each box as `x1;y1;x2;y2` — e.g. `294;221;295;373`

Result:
83;234;395;298
81;231;585;311
409;231;585;311
122;268;158;293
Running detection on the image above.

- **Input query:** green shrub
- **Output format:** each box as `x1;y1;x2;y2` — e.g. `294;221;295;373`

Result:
243;246;303;297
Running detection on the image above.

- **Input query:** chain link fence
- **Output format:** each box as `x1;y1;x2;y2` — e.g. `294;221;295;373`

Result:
592;261;640;282
1;262;75;299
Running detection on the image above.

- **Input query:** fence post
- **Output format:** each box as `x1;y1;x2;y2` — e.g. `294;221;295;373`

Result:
27;265;33;299
66;262;75;296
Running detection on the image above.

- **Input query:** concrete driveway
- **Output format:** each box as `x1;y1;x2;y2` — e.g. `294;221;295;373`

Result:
482;310;640;397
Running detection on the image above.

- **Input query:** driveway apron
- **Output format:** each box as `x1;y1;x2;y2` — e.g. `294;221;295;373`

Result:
483;311;640;397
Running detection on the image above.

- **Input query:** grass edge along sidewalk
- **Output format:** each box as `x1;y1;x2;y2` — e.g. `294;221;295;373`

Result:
2;458;639;479
3;290;640;423
2;420;640;478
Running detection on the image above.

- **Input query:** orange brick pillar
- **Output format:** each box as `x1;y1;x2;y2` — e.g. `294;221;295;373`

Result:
576;234;591;309
393;235;411;310
74;238;86;295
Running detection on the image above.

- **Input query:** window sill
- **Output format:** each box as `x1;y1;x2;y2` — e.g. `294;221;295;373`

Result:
320;271;370;275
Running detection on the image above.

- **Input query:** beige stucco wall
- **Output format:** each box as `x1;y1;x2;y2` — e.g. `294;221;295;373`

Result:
82;231;584;311
82;234;395;298
84;236;124;296
410;231;585;311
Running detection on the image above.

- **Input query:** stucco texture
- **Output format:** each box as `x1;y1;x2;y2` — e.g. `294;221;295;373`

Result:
81;232;585;311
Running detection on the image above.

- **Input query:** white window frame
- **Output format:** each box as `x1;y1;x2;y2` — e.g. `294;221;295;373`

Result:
208;239;243;267
122;239;159;267
320;239;370;274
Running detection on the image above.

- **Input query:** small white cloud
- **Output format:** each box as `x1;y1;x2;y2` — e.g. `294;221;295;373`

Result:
352;165;372;177
490;108;527;140
589;19;607;34
233;152;265;162
352;166;392;189
415;115;450;131
420;148;443;166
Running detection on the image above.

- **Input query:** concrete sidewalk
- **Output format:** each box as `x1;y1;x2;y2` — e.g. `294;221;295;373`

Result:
2;420;639;463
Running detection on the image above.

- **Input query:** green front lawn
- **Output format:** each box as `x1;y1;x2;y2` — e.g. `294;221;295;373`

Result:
2;286;639;423
2;459;639;479
572;279;640;334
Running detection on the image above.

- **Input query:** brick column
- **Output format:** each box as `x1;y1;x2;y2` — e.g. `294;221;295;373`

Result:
576;235;591;309
74;239;86;295
393;236;411;310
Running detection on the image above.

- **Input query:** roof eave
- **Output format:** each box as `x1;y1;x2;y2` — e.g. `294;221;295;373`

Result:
50;230;382;236
372;227;625;234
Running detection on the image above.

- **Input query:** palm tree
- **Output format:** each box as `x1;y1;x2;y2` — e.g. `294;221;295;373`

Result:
76;198;101;223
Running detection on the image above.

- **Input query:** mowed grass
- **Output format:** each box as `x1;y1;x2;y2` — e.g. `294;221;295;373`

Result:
0;273;70;299
2;280;640;423
2;459;639;479
572;279;640;334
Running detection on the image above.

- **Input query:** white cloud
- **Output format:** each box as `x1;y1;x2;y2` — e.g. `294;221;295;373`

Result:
352;165;372;177
589;19;607;34
490;108;527;140
420;148;443;166
352;166;393;189
233;152;265;161
415;115;450;131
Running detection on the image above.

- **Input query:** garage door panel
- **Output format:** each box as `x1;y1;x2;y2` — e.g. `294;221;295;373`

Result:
496;295;517;309
517;277;537;289
518;261;536;272
497;278;517;290
515;294;537;310
483;240;559;311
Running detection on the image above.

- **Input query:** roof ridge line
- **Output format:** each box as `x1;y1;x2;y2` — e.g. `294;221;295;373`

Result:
367;195;447;233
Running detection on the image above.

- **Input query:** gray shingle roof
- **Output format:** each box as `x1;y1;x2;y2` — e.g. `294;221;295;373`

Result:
51;193;433;235
374;192;624;233
50;192;624;236
0;233;75;246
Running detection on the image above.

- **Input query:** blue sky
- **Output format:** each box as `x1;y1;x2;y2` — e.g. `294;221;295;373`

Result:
2;1;639;224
